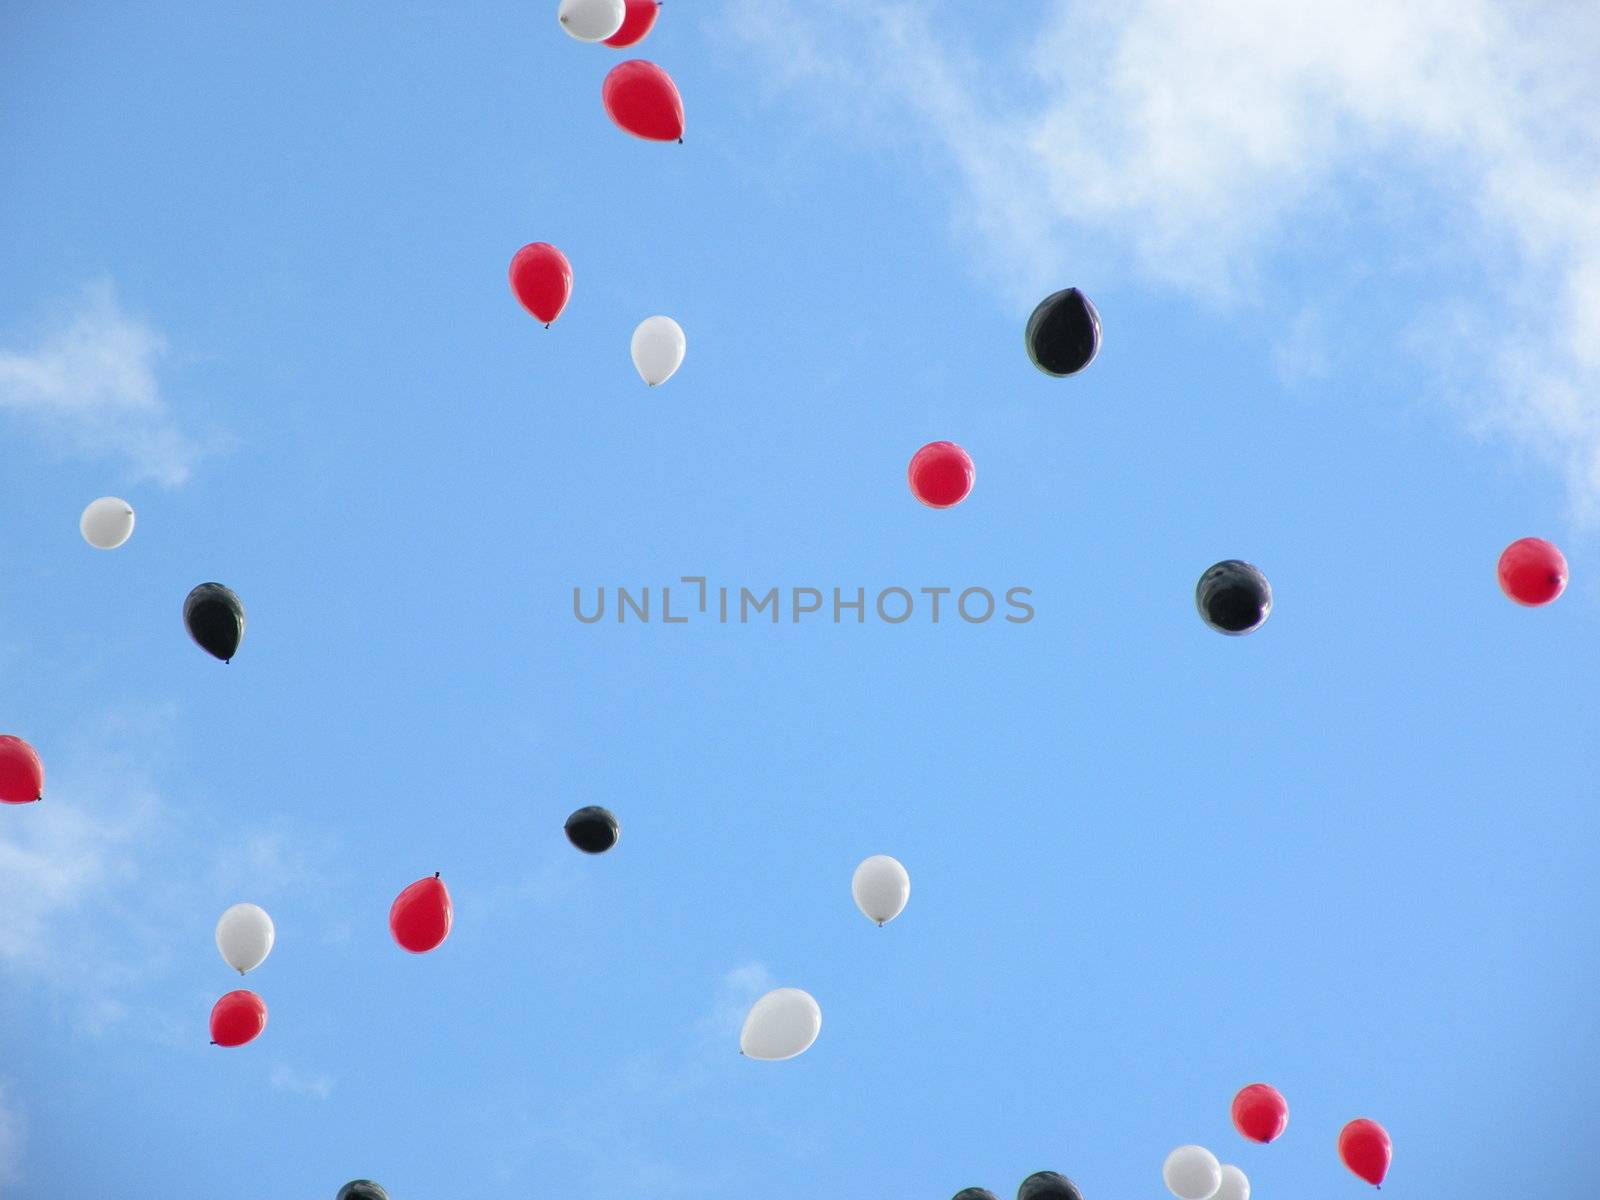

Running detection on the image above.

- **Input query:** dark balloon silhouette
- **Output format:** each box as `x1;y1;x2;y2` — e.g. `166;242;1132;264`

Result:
952;1190;998;1200
1195;560;1272;635
184;583;246;662
1017;1172;1084;1200
336;1183;390;1200
565;805;620;854
1025;288;1101;377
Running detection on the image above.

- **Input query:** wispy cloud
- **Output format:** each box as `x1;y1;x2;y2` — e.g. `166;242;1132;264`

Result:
0;282;206;485
621;960;774;1099
269;1064;336;1100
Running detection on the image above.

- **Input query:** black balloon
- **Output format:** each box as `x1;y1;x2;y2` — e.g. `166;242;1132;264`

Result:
564;805;620;854
336;1183;389;1200
1195;559;1272;635
952;1190;999;1200
183;582;246;662
1017;1171;1084;1200
1025;288;1101;377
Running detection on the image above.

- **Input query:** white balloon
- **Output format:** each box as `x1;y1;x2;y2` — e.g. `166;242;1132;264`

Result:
851;854;910;926
80;497;135;550
1212;1166;1249;1200
1163;1146;1222;1200
215;903;275;975
630;316;686;387
740;987;821;1061
558;0;625;41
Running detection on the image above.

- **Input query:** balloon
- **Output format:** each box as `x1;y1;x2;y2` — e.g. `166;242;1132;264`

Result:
604;0;660;47
631;315;686;386
1195;560;1271;635
1017;1171;1084;1200
1212;1165;1249;1200
215;903;276;975
740;987;821;1060
1025;288;1101;377
851;855;910;926
1231;1083;1288;1143
1338;1118;1391;1187
390;874;453;953
0;735;44;804
602;60;685;142
1163;1145;1221;1200
80;496;135;549
564;805;620;854
1497;537;1567;606
184;583;246;662
558;0;625;41
908;441;975;508
210;989;267;1047
509;242;573;326
336;1183;390;1200
952;1190;998;1200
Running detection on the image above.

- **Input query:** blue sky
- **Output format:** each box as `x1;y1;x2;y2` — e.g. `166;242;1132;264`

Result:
4;2;1600;1197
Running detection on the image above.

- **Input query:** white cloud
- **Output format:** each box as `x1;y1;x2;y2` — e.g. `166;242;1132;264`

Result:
0;1082;24;1188
0;282;204;485
621;961;775;1098
269;1065;335;1101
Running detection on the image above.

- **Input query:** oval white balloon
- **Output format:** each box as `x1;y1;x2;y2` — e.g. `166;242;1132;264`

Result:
630;315;686;387
215;903;275;975
80;497;136;550
1163;1146;1222;1200
740;987;821;1061
851;854;910;926
1212;1165;1249;1200
558;0;625;41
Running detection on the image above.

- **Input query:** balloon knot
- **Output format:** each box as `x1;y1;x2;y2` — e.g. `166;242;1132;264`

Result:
545;322;551;329
434;871;441;878
678;137;684;144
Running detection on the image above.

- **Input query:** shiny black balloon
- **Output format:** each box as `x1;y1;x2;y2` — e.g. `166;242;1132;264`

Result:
1195;559;1272;635
1017;1171;1084;1200
183;582;246;662
1025;288;1101;377
952;1190;999;1200
564;805;619;854
336;1183;389;1200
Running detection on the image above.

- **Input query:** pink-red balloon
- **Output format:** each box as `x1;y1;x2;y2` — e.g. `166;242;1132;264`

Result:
0;735;43;804
509;243;573;326
1231;1083;1288;1143
1497;537;1567;606
908;441;975;509
1338;1118;1391;1187
604;0;660;47
390;874;453;953
602;60;684;142
210;989;268;1047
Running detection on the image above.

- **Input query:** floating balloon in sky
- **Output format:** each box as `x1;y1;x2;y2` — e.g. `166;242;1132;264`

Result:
1195;560;1271;636
1212;1165;1249;1200
851;855;910;927
1338;1118;1391;1187
336;1182;390;1200
631;315;685;386
184;583;246;662
1163;1145;1222;1200
558;0;625;41
951;1190;998;1200
1017;1171;1084;1200
1230;1082;1287;1143
908;441;975;508
80;497;135;549
1497;537;1567;606
215;903;275;975
604;0;660;46
602;60;685;142
509;242;573;327
564;805;620;854
740;987;821;1060
0;735;44;804
1025;288;1101;377
210;989;267;1047
390;874;453;953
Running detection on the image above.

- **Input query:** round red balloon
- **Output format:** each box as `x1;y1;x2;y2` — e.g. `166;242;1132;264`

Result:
0;735;44;804
1338;1118;1391;1187
602;60;684;142
210;989;268;1047
509;242;572;326
603;0;660;47
390;874;453;953
908;441;975;508
1497;536;1567;606
1231;1082;1289;1143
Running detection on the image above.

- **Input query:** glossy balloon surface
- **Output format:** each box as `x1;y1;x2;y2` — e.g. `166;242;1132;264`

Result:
1213;1164;1249;1200
851;854;910;926
1230;1083;1287;1143
740;987;821;1060
336;1183;390;1200
908;441;975;508
1025;288;1101;377
184;583;246;662
1163;1145;1221;1200
565;805;620;854
951;1190;998;1200
509;242;573;325
1338;1118;1391;1186
389;875;453;953
1195;560;1271;635
631;315;686;386
602;60;685;141
210;989;268;1047
1017;1171;1084;1200
558;0;625;41
0;735;44;804
1497;537;1567;606
215;903;276;975
80;496;136;549
603;0;659;46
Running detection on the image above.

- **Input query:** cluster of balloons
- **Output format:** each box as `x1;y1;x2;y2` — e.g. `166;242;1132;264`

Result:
208;904;274;1046
555;0;683;141
954;1170;1086;1200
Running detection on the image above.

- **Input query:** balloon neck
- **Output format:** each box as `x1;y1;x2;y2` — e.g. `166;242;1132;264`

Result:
678;137;684;144
545;322;551;329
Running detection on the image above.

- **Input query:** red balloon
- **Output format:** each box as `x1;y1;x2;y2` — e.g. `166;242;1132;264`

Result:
1231;1083;1289;1143
390;874;453;953
908;441;975;508
602;60;684;142
210;989;268;1047
1497;536;1567;606
509;242;572;326
603;0;660;47
1338;1118;1391;1187
0;735;44;804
